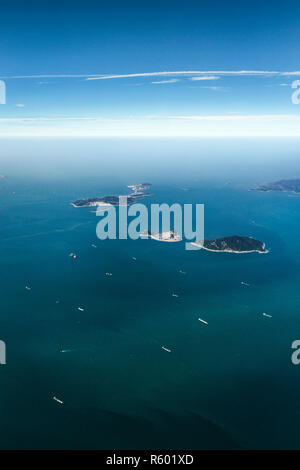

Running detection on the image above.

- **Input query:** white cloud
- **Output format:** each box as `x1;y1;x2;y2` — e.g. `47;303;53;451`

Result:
0;114;299;123
199;86;228;91
16;103;25;107
1;114;300;138
1;70;300;81
165;114;300;121
85;70;300;81
0;117;105;122
189;76;220;81
151;79;179;84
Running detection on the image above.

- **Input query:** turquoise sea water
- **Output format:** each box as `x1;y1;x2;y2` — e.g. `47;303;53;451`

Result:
1;138;300;449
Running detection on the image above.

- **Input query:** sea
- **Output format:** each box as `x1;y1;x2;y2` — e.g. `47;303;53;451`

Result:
0;137;300;449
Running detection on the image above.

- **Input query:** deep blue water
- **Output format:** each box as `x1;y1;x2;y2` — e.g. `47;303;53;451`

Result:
0;138;300;449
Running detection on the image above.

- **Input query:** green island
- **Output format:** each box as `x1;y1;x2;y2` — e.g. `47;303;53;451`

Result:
193;235;267;253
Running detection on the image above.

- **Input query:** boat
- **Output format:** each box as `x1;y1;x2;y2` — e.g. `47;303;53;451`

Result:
25;286;31;290
132;257;137;261
162;346;172;353
105;272;113;276
53;396;64;404
198;318;208;325
172;293;179;298
262;312;272;318
241;281;250;287
77;307;84;312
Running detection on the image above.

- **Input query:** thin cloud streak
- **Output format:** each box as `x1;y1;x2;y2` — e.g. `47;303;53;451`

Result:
189;76;220;81
151;79;180;84
86;70;300;80
1;114;300;123
166;114;300;121
1;70;300;80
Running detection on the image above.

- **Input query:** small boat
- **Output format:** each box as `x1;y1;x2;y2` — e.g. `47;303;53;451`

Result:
77;307;84;312
162;346;172;353
132;257;137;261
262;312;272;318
105;272;113;277
172;293;179;298
198;317;208;325
25;286;31;291
53;396;64;405
241;281;250;287
91;244;97;248
179;270;186;274
69;253;77;259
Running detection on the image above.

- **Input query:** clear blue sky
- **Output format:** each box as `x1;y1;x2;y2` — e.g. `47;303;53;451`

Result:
0;0;300;136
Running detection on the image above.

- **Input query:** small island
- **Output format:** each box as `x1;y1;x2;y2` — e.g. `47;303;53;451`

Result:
252;179;300;194
127;183;152;194
192;235;268;254
145;230;182;242
71;183;152;208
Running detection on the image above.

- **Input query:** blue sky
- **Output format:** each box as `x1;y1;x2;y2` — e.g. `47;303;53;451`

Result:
0;0;300;136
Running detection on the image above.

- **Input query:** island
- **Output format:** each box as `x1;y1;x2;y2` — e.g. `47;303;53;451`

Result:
251;179;300;194
71;195;137;208
144;230;182;242
127;183;152;194
192;235;267;253
143;233;266;252
71;183;152;208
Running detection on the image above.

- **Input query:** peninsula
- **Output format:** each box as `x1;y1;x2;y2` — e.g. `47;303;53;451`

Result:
252;179;300;194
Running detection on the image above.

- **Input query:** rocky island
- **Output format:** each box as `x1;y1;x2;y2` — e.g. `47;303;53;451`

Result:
252;179;300;194
192;235;267;253
127;183;152;194
71;183;152;208
71;195;137;208
145;230;182;242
